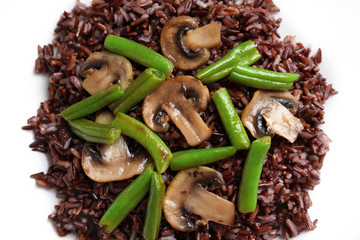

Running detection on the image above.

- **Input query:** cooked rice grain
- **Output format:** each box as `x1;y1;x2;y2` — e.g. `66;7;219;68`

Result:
24;0;337;239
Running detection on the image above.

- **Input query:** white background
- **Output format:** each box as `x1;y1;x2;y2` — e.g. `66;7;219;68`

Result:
1;0;359;239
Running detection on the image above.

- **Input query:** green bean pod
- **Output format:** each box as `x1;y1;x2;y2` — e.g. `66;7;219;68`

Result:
196;40;261;84
232;64;300;83
60;85;124;121
212;88;250;150
104;35;174;78
228;64;299;90
237;136;271;213
68;118;121;145
109;68;166;114
99;164;154;233
229;71;293;90
170;146;237;171
112;112;173;173
143;172;165;240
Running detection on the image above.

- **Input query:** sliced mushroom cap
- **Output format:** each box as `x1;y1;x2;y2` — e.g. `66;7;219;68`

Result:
163;166;235;232
160;16;221;71
242;90;304;143
80;51;133;95
81;111;150;182
142;75;212;146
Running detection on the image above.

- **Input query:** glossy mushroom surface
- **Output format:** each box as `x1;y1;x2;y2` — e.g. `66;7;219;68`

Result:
80;51;133;95
242;90;304;142
160;16;221;71
163;166;235;232
81;111;150;182
142;75;212;146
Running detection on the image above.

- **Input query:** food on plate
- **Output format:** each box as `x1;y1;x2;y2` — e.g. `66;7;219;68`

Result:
160;16;221;71
24;0;337;239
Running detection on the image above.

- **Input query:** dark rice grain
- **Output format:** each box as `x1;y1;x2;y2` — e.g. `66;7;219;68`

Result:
25;0;336;239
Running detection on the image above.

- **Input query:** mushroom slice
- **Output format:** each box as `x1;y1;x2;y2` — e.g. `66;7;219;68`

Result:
163;167;235;232
242;90;304;143
80;51;133;95
142;75;212;146
160;16;221;71
81;111;150;182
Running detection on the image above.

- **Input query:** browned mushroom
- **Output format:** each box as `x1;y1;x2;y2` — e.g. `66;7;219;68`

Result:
80;51;133;95
142;75;212;146
242;90;304;143
81;111;151;182
160;16;221;71
163;166;235;232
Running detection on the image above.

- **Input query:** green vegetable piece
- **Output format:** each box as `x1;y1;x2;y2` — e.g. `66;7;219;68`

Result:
99;164;154;233
109;68;166;114
229;71;293;90
237;136;271;213
143;172;165;240
170;146;237;171
212;88;250;150
228;64;299;90
196;40;261;84
104;35;174;78
232;64;300;83
112;112;173;173
68;118;121;145
60;85;124;121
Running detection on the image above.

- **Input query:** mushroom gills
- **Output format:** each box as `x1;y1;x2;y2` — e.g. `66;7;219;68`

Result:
81;111;151;182
80;51;133;95
177;25;202;58
160;16;221;71
142;76;212;146
261;100;304;143
242;90;303;143
163;166;235;232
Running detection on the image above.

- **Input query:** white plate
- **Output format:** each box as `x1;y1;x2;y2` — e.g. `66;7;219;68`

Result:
1;0;359;239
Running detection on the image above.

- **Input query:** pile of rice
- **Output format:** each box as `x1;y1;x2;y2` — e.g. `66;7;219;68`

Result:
24;0;336;239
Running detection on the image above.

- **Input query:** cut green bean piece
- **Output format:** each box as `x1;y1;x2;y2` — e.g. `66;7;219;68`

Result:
60;85;124;121
170;146;237;171
237;136;271;213
68;118;121;145
104;35;174;78
196;40;261;84
212;88;250;150
229;71;293;90
109;68;166;114
99;164;154;233
143;172;165;240
112;113;173;173
232;65;300;83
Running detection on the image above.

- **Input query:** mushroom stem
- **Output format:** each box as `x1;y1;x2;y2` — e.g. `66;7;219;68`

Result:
183;22;222;52
185;185;235;226
162;100;212;147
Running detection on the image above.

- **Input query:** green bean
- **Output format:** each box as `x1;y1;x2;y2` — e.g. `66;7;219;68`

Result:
99;164;154;233
212;88;250;150
112;112;173;173
143;172;165;240
237;136;271;213
170;146;237;171
68;118;121;145
109;68;166;114
232;64;300;83
60;85;124;121
196;40;261;84
104;35;174;78
229;71;293;90
228;64;299;90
